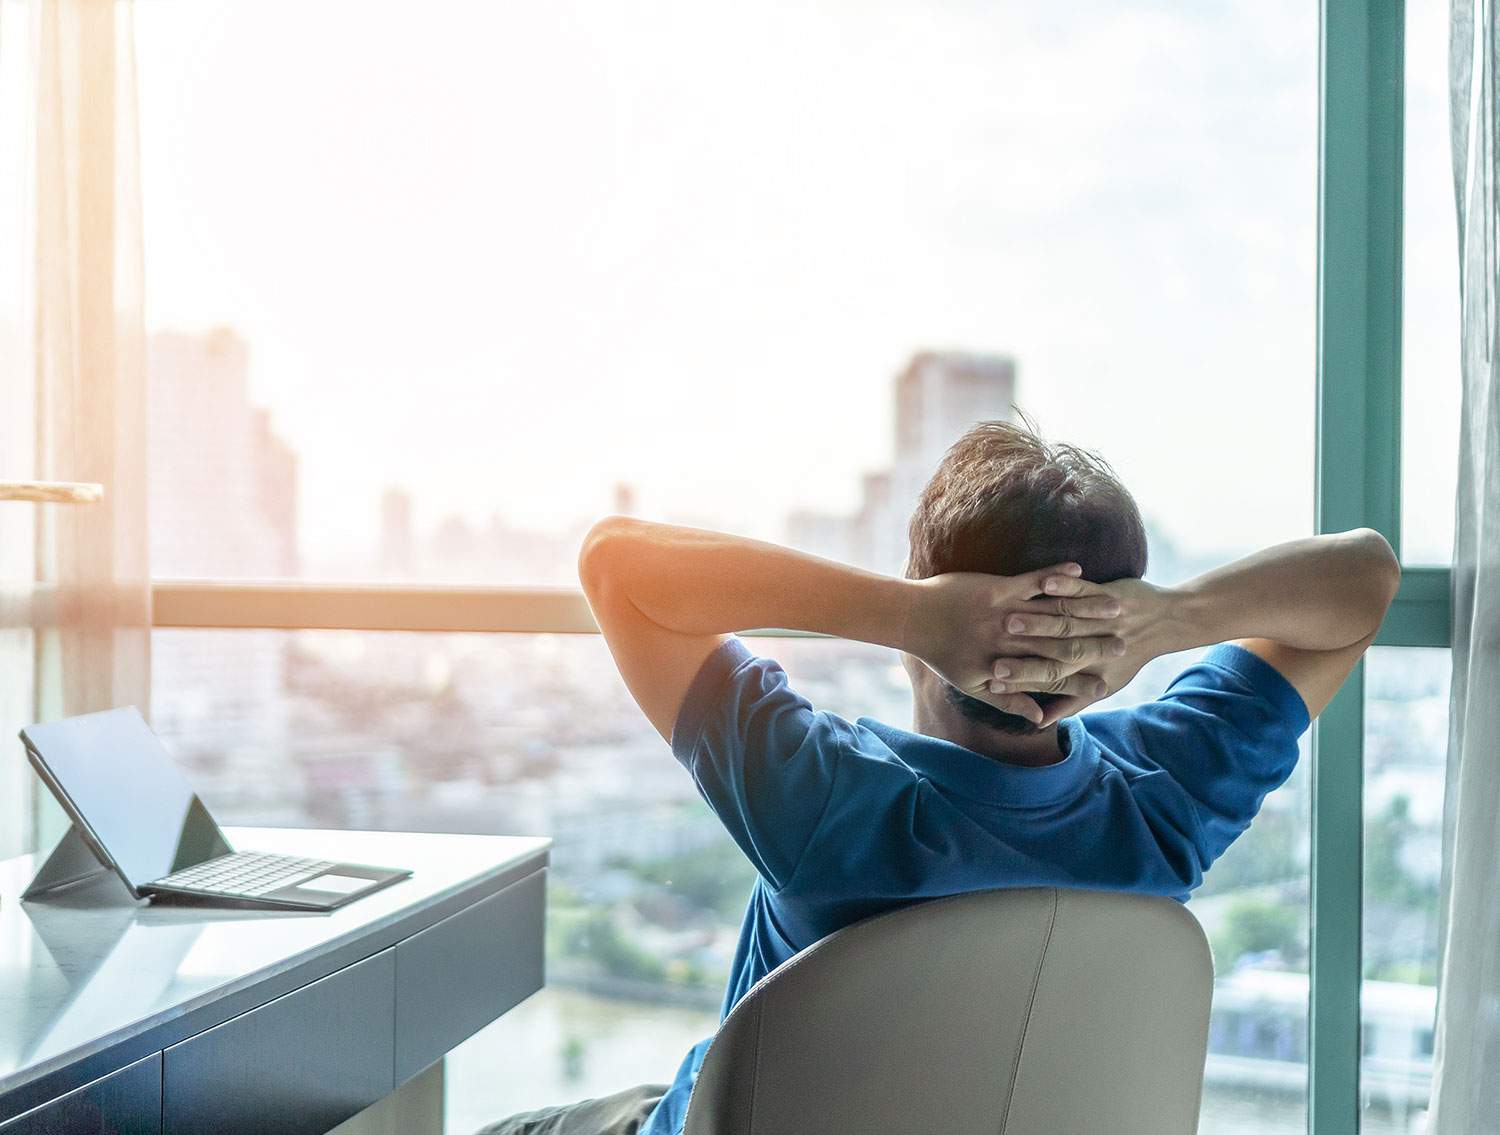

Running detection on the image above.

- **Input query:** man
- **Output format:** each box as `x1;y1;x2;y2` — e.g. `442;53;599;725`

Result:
484;421;1400;1135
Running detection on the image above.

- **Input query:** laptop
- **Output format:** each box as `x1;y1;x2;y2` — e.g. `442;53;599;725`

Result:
20;706;411;911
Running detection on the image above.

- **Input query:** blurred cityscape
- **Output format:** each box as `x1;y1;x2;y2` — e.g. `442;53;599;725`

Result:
146;328;1445;1134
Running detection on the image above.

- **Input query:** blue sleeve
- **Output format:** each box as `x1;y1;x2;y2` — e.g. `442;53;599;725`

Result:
1082;643;1310;881
671;638;845;891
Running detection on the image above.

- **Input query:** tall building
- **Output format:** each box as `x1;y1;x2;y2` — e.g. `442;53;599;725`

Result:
149;328;297;577
881;351;1017;573
895;351;1018;471
788;351;1018;575
147;328;298;802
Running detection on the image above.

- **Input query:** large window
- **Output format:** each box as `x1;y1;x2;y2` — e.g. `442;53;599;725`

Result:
136;7;1319;1119
127;2;1460;1132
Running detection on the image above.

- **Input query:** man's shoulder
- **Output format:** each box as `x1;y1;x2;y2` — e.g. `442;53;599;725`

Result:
1076;643;1311;771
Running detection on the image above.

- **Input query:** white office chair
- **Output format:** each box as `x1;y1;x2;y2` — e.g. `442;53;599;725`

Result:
684;887;1213;1135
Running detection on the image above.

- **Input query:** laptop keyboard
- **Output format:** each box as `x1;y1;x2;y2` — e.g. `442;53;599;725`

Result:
155;851;338;898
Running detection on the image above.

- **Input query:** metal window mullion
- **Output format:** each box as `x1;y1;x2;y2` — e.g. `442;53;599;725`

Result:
1375;566;1453;646
1314;2;1404;1133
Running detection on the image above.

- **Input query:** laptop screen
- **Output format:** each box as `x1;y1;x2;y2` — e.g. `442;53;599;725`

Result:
21;707;233;889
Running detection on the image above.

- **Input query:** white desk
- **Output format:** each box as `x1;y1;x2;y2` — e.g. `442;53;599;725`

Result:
0;827;550;1133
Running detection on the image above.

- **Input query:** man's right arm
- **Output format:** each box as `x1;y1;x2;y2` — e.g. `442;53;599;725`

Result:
998;528;1401;721
1171;529;1399;718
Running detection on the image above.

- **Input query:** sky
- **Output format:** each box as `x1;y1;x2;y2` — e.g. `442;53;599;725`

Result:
127;0;1458;571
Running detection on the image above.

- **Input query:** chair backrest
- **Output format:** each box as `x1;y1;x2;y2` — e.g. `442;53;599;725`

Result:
684;887;1213;1135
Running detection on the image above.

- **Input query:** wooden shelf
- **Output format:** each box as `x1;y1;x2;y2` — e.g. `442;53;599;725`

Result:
0;481;104;504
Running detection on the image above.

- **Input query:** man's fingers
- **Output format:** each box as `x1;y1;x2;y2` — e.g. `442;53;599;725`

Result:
1001;634;1125;668
1036;573;1108;599
984;691;1044;725
1006;603;1126;637
1027;563;1083;593
988;665;1106;699
1017;594;1121;621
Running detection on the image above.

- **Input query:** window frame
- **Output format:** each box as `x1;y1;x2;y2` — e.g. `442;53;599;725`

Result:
1315;2;1451;1132
134;3;1441;1131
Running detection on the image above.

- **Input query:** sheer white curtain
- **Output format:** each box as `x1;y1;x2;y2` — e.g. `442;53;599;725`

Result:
1431;1;1500;1129
0;0;149;858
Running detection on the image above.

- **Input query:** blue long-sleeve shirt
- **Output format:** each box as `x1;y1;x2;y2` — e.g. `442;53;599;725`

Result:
641;638;1309;1135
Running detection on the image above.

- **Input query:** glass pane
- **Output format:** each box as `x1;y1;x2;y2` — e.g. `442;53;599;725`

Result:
1402;0;1461;565
152;628;1312;1131
135;2;1315;587
1360;647;1448;1133
1190;700;1312;1133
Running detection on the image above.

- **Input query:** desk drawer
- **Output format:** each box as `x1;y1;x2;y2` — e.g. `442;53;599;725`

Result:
0;1054;161;1135
163;949;395;1135
394;869;546;1083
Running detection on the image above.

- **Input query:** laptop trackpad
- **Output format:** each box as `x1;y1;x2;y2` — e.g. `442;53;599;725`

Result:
267;864;408;908
299;873;368;895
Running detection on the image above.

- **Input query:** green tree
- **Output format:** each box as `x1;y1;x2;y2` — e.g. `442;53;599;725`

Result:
1213;895;1303;971
1365;795;1427;908
566;909;667;983
633;840;758;919
560;1035;587;1083
1362;794;1440;983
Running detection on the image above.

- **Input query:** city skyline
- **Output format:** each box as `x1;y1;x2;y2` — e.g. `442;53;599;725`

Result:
150;327;1225;585
146;331;1027;580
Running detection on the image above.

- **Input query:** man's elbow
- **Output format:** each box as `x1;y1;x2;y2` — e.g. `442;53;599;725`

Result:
1347;527;1401;629
578;515;645;595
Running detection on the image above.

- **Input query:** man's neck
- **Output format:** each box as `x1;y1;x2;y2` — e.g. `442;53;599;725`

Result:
911;699;1068;768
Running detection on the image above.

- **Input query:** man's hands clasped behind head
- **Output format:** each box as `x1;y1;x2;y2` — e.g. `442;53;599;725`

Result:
910;529;1399;730
990;574;1178;725
907;564;1149;726
908;567;1179;727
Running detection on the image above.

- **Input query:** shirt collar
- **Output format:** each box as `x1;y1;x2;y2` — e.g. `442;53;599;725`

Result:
855;715;1099;810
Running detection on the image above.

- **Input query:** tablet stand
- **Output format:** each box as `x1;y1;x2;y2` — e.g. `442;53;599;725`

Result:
22;824;117;900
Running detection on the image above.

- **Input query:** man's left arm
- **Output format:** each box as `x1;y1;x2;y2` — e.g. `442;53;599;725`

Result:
576;517;1123;740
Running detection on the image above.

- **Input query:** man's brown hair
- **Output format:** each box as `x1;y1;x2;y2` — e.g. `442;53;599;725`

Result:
906;419;1148;733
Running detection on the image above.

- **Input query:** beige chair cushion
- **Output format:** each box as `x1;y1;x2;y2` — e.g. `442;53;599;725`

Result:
684;887;1212;1135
